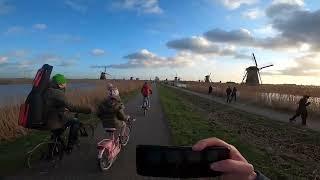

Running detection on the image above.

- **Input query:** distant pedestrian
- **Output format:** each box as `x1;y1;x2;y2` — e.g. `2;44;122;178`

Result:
208;85;213;94
226;86;232;103
289;95;311;126
231;87;237;102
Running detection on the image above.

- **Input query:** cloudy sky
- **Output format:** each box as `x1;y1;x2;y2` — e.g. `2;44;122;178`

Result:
0;0;320;85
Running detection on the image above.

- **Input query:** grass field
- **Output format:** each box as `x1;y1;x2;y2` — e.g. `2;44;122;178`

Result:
158;85;320;179
0;85;140;176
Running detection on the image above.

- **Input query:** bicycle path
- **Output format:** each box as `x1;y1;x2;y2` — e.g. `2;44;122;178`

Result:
170;85;320;132
8;84;172;180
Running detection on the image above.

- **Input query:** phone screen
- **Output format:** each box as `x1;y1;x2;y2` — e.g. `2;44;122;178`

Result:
136;145;230;178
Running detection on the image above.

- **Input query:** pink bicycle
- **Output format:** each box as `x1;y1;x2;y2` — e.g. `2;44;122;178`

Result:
97;116;135;171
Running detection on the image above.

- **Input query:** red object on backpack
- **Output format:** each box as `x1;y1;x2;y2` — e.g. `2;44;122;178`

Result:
33;69;44;88
18;104;29;127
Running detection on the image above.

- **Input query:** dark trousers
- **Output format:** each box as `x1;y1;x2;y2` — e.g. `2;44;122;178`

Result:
290;111;307;125
226;94;231;103
231;94;236;102
64;118;80;147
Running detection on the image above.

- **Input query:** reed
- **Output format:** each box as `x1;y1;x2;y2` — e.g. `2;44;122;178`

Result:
0;80;143;141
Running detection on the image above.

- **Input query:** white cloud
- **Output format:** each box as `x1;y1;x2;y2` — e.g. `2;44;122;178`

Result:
65;0;88;13
242;8;264;19
204;28;254;44
4;26;24;35
266;53;320;76
271;0;304;6
33;24;47;30
253;24;279;37
0;0;13;15
91;49;106;56
107;49;200;69
166;36;250;59
0;56;8;64
112;0;163;14
219;0;258;10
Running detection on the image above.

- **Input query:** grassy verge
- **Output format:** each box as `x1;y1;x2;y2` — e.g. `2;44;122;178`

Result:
0;89;139;176
158;85;320;179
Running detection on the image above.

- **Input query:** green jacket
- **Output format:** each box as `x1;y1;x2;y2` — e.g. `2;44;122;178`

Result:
44;83;91;130
97;98;128;129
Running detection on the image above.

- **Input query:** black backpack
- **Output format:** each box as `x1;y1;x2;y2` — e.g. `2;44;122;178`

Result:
18;64;53;129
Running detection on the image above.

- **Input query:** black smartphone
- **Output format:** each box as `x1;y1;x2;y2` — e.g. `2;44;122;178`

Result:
136;145;230;178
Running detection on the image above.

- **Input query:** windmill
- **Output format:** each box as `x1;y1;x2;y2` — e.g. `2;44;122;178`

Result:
91;66;111;80
174;72;182;82
241;53;273;85
205;73;213;83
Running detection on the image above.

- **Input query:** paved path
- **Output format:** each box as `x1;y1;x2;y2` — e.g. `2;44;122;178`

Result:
8;84;171;180
170;86;320;132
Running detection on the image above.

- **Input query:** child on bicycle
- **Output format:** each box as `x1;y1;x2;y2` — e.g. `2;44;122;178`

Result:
44;74;91;153
96;84;129;138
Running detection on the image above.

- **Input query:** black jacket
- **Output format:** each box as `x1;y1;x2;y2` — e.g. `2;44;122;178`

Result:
297;97;310;112
44;83;90;129
96;98;128;128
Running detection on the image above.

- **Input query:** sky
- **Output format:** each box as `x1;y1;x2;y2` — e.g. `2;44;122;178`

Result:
0;0;320;85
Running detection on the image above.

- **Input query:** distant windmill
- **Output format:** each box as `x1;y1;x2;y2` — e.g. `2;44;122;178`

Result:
241;53;273;85
205;73;213;83
91;66;111;80
174;72;182;82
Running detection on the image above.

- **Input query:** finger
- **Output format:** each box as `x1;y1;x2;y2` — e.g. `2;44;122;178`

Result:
192;137;230;151
192;138;247;162
210;159;254;174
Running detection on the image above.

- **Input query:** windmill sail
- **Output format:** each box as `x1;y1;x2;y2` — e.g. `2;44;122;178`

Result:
252;53;258;67
259;64;274;70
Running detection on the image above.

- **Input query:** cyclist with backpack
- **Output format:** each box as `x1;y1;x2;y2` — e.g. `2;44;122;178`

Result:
44;74;91;153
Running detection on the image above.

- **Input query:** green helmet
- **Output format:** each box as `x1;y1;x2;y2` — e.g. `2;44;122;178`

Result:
52;74;67;85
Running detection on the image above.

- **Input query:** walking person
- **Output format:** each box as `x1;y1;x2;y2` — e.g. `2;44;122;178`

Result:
226;86;232;103
208;85;213;94
289;95;311;126
231;87;237;102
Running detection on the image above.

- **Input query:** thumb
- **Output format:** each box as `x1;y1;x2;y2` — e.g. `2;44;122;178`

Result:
210;159;254;174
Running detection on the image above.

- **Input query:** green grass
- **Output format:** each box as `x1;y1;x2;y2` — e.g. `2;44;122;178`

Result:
0;131;49;175
158;85;317;179
0;89;139;176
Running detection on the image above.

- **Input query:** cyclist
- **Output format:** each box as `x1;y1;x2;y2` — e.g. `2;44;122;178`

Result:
97;85;129;139
44;74;91;153
141;82;152;108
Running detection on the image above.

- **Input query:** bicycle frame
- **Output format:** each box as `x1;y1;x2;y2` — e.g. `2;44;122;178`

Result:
97;132;121;160
143;97;149;108
97;117;135;171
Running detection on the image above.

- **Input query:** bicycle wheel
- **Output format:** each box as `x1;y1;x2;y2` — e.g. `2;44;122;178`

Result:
120;126;130;146
98;150;113;171
144;107;147;116
26;141;63;169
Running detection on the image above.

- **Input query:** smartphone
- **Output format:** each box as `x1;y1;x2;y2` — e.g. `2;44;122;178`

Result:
136;145;230;178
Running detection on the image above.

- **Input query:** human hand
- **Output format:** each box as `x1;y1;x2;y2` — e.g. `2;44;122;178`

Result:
193;137;257;180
